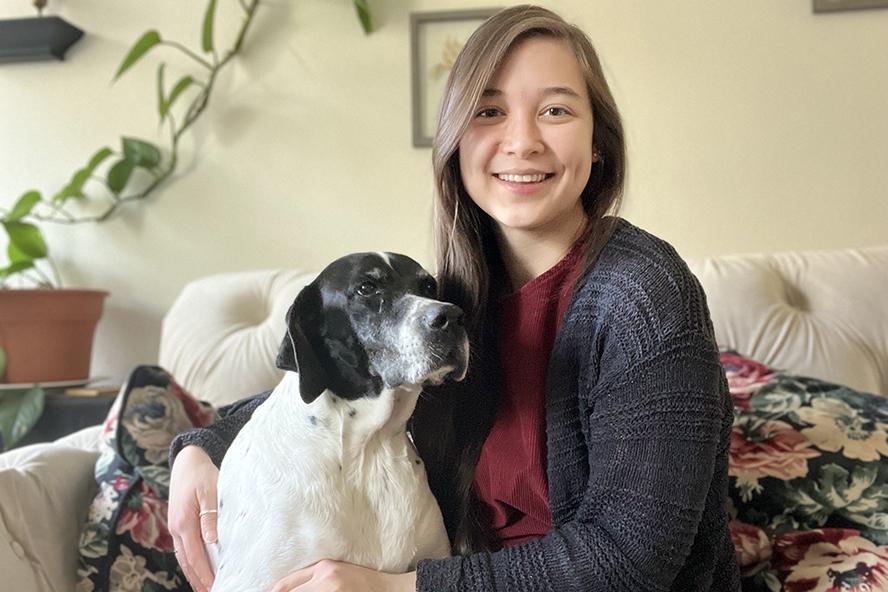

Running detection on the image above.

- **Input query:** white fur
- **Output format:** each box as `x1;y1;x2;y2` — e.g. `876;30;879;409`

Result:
208;372;451;592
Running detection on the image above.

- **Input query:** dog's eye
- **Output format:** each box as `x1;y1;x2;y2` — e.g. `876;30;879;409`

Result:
356;281;378;296
421;278;437;297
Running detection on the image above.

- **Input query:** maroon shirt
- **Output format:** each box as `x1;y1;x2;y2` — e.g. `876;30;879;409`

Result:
474;240;586;549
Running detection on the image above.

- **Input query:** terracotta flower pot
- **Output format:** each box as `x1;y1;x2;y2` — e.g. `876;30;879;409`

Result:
0;289;107;384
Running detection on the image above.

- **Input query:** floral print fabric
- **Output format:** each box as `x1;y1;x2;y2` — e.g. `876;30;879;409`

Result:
722;351;888;591
77;365;217;592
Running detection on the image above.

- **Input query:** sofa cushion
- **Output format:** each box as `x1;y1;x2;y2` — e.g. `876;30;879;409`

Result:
77;365;217;592
0;443;100;592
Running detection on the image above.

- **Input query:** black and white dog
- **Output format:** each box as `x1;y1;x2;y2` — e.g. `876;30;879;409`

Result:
208;252;468;592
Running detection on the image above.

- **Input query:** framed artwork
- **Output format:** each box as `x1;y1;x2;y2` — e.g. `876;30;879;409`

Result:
410;8;499;147
813;0;888;11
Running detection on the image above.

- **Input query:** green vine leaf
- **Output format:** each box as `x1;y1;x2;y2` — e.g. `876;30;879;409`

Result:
0;260;35;279
161;76;195;120
202;0;218;53
156;63;167;120
70;168;91;197
87;147;114;171
353;0;373;34
52;168;88;203
6;191;41;222
0;387;46;451
122;137;162;168
2;221;48;259
7;240;31;263
107;159;136;194
52;147;113;203
114;30;162;81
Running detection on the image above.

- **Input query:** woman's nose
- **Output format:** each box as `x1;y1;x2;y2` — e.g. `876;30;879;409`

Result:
501;115;543;158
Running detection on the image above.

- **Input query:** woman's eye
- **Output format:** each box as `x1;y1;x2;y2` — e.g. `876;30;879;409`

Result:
357;281;378;296
544;106;569;117
476;107;500;118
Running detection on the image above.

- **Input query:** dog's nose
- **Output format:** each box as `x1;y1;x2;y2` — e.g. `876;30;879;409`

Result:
424;303;463;331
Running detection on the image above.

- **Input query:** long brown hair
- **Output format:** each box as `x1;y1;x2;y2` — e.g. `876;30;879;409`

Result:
411;5;627;555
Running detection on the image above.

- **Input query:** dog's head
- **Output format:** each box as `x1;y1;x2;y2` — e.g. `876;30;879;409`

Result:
276;252;469;404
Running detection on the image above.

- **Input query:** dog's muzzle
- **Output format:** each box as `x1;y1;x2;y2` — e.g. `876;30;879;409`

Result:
420;302;469;383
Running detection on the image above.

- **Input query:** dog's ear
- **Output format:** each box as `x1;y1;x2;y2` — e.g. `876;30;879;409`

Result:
276;286;329;404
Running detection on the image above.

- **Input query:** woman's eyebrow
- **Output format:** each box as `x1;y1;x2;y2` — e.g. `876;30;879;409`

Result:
542;86;582;99
480;86;582;99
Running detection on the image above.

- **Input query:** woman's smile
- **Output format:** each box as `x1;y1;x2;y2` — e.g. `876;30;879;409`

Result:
492;171;557;195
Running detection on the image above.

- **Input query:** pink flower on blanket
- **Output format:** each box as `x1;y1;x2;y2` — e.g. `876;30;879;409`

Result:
729;416;820;501
115;482;173;552
729;520;772;574
719;351;777;410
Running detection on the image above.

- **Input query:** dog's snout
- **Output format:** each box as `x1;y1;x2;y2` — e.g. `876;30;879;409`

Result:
424;303;463;331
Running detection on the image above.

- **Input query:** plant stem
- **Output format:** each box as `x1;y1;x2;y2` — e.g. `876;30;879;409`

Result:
21;269;48;287
160;41;214;70
46;258;62;287
226;0;261;64
34;0;261;227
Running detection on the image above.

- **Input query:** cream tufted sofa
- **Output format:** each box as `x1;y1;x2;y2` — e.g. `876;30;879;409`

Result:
1;244;886;592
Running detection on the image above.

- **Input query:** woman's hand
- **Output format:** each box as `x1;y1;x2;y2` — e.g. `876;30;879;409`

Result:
168;445;220;592
271;559;417;592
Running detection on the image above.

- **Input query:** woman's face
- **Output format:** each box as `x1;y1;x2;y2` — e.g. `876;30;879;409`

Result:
458;36;596;239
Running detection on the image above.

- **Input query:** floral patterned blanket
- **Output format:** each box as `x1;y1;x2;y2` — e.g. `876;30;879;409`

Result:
77;366;216;592
723;352;888;591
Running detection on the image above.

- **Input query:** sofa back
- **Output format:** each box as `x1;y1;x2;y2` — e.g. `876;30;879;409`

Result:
687;244;888;397
160;245;888;407
160;269;316;406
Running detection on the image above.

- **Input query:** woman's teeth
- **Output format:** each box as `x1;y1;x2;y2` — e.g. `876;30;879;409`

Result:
496;173;548;183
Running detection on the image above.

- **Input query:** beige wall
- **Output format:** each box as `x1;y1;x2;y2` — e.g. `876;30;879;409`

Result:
1;0;886;383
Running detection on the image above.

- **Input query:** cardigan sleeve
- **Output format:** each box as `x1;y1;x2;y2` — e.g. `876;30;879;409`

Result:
168;390;271;469
415;240;737;591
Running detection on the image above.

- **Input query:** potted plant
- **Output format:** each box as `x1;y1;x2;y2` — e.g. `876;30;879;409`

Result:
0;0;377;450
0;0;264;449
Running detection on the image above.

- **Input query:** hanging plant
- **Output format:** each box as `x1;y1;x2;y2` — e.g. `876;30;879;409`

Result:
1;0;262;288
1;0;375;288
0;0;378;449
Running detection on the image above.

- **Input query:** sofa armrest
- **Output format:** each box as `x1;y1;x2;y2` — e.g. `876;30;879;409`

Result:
0;426;102;592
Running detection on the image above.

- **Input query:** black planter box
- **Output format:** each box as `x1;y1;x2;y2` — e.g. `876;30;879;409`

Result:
0;16;84;63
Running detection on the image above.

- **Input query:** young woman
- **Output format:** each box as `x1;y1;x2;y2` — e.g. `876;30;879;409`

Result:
168;5;740;591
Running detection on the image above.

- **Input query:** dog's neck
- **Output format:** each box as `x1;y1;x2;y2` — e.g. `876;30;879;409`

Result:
270;371;421;459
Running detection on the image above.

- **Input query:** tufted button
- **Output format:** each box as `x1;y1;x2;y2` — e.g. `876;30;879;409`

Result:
781;281;810;312
10;539;26;560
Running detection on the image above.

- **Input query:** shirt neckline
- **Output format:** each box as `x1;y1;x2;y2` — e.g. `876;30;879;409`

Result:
498;238;587;304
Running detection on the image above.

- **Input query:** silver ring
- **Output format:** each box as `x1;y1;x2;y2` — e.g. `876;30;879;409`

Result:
199;509;218;518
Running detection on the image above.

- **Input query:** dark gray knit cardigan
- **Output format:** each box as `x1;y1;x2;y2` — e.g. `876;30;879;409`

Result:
170;218;741;591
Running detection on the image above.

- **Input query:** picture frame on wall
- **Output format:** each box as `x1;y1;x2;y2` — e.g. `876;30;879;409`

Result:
813;0;888;12
410;8;499;148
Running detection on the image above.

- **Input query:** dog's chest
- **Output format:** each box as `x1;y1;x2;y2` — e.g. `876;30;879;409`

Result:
211;384;450;591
